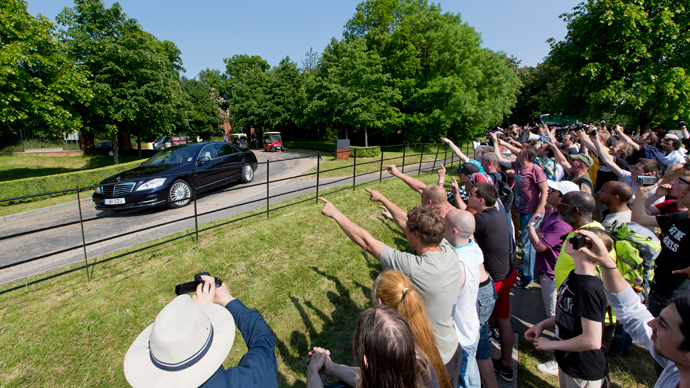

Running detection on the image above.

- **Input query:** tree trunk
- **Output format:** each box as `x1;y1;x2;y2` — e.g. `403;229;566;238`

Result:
112;133;119;165
345;127;348;140
638;117;653;133
364;125;368;147
137;128;142;159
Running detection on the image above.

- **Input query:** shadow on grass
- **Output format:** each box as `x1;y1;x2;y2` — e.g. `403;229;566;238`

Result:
274;266;372;387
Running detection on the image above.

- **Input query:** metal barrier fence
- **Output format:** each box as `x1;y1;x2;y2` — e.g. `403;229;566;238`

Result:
0;141;474;294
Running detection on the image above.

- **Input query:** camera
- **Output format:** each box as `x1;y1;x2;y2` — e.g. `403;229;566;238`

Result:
175;272;223;295
569;235;591;250
636;175;657;186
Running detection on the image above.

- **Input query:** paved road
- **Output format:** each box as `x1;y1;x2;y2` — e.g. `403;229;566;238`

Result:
0;151;454;286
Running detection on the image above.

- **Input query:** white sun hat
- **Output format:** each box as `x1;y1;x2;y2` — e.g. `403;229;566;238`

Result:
546;180;580;195
124;295;235;388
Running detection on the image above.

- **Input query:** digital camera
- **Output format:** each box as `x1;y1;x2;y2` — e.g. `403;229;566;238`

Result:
175;272;223;295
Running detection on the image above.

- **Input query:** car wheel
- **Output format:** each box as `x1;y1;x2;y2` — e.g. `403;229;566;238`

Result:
168;179;192;208
240;164;254;183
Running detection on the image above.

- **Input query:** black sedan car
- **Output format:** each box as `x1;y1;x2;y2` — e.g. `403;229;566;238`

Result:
92;142;258;211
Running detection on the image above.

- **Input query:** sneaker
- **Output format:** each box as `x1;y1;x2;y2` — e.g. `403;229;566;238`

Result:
493;358;514;382
536;359;559;376
512;279;531;289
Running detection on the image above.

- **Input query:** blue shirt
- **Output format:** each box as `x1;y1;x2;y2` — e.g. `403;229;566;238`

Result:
200;300;279;388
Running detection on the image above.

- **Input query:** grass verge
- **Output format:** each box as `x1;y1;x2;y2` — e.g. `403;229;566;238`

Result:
0;171;657;387
301;145;461;180
0;155;141;182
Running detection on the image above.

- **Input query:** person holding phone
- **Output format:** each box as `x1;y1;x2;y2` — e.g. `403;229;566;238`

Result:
525;228;611;387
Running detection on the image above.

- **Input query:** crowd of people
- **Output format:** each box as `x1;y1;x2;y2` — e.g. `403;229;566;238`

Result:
122;121;690;388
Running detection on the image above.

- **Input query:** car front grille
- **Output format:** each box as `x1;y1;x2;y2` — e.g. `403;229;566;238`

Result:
102;182;136;197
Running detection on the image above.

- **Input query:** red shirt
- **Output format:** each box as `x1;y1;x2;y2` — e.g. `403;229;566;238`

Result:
654;199;688;215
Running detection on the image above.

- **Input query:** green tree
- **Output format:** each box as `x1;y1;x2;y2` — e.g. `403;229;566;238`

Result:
344;0;521;143
547;0;690;131
0;0;90;147
57;0;186;163
180;77;222;138
307;38;400;145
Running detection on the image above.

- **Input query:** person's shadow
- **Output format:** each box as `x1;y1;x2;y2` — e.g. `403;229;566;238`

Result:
274;264;380;387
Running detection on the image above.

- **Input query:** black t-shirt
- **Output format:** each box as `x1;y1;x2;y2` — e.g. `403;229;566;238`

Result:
473;207;512;281
555;271;607;380
595;156;629;193
652;212;690;296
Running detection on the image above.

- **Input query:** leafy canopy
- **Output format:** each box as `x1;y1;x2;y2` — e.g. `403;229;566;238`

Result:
547;0;690;130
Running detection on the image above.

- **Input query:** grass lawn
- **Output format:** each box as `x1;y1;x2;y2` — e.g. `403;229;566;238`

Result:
301;144;466;180
0;155;142;182
0;171;657;387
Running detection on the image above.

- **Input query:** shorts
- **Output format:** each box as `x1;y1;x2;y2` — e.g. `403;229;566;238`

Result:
492;268;517;320
476;277;497;360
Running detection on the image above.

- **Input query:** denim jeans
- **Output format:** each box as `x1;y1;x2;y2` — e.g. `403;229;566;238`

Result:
458;335;480;388
519;212;538;283
476;278;497;361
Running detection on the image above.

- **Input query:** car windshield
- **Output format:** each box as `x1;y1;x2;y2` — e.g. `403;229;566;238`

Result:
142;148;196;166
153;136;166;143
267;135;281;142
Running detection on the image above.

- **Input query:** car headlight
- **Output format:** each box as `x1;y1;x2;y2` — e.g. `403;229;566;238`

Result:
136;178;167;191
94;186;102;194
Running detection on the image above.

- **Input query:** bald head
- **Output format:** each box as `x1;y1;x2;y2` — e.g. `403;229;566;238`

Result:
422;185;449;207
603;181;633;204
444;209;475;245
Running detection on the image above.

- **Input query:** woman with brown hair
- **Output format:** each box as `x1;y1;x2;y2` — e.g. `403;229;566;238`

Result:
372;270;453;388
306;305;439;388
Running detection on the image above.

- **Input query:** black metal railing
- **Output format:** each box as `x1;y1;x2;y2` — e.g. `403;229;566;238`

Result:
0;141;474;294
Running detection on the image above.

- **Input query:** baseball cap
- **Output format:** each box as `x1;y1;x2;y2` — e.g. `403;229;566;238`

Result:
546;180;580;195
455;163;480;176
569;154;594;168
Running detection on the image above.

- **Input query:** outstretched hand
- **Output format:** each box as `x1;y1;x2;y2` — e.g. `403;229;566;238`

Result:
383;164;400;176
365;188;384;202
379;206;393;221
673;266;690;279
437;165;446;180
318;197;340;218
524;323;543;341
450;177;459;194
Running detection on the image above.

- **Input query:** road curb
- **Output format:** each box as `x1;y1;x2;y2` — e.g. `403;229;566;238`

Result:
0;198;93;223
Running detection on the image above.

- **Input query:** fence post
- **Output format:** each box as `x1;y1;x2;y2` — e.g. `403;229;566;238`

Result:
193;173;199;243
316;153;320;203
432;143;439;171
418;144;424;176
401;146;406;173
76;186;90;281
266;160;270;219
379;147;384;183
443;145;448;168
352;149;357;191
20;129;24;152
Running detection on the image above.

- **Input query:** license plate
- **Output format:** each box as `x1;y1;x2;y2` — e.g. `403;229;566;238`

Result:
105;198;125;205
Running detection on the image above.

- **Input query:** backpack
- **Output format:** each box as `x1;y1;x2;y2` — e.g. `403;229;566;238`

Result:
605;221;661;301
488;172;514;212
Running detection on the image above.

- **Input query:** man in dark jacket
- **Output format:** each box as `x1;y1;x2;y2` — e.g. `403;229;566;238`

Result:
123;275;279;388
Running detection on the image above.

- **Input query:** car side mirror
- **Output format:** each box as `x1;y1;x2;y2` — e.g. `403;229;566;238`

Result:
197;156;211;164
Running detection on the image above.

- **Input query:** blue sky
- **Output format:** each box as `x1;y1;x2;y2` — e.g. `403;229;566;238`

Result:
27;0;582;78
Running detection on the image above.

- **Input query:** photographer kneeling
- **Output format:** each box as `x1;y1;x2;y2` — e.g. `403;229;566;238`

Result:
123;275;279;388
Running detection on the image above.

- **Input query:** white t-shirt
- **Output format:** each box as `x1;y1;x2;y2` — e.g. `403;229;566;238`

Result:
664;150;686;167
619;170;661;205
452;240;483;347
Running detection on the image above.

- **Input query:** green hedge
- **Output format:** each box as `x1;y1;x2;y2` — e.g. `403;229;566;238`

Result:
349;146;381;158
283;141;334;153
283;141;381;158
0;160;143;205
